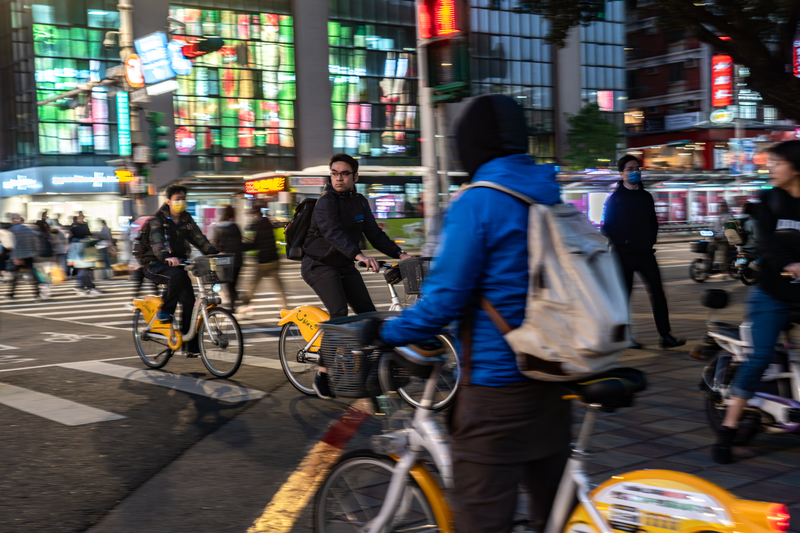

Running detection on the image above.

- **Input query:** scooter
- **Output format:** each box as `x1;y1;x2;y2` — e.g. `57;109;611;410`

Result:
735;248;759;286
690;230;739;282
694;288;800;445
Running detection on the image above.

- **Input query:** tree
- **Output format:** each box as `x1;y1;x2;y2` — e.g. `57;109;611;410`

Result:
564;103;620;170
501;0;800;121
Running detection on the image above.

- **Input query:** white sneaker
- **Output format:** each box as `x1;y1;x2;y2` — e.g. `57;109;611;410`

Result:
124;303;134;311
88;289;103;297
73;288;89;296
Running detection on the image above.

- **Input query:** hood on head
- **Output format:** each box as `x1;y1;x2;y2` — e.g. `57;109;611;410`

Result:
456;94;529;179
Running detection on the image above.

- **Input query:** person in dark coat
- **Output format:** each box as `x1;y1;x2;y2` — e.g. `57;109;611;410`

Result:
211;205;243;310
602;155;684;349
302;152;413;398
237;206;288;315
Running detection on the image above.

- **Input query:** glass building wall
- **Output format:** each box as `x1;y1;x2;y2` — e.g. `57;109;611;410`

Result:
469;0;556;161
169;2;296;172
328;0;420;165
31;0;122;160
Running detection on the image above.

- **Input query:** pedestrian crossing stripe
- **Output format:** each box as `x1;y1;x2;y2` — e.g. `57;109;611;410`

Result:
0;382;126;426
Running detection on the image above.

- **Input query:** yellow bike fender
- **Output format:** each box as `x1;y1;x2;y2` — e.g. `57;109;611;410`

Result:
565;469;780;533
389;455;455;533
277;306;330;345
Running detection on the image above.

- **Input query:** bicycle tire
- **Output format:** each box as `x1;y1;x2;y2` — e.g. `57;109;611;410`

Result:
279;322;317;395
379;334;459;411
132;309;171;369
199;308;243;378
314;451;439;533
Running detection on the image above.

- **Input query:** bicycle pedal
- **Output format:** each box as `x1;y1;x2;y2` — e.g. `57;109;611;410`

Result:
788;408;800;423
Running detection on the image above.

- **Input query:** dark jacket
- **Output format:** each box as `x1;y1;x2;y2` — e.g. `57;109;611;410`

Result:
243;216;280;264
758;188;800;303
211;220;243;267
70;222;92;241
602;181;659;254
303;182;402;267
140;203;217;267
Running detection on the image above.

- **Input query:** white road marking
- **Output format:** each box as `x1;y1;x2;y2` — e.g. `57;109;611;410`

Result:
59;361;266;402
0;382;125;426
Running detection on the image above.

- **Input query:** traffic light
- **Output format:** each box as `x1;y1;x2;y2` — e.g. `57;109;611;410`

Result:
417;0;470;103
176;36;225;59
147;112;169;165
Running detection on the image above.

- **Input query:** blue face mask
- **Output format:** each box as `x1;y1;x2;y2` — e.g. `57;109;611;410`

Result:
627;171;641;185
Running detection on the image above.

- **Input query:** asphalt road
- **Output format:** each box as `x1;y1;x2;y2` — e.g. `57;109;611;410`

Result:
5;243;796;533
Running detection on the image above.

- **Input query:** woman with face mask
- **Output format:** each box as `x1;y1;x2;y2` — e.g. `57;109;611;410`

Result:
601;155;685;350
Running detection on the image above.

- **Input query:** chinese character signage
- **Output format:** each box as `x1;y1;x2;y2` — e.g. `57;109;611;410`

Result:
245;177;286;194
794;36;800;78
117;91;131;157
711;55;733;107
134;32;176;85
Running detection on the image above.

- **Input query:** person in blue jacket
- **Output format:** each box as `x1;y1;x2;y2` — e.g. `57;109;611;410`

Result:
379;95;571;533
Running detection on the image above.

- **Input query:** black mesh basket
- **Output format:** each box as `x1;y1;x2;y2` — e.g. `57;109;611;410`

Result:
399;258;431;295
691;241;709;254
319;312;398;398
192;254;235;284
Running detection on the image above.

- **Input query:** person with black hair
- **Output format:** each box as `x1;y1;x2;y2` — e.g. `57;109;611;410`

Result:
602;155;684;349
713;140;800;463
139;184;218;356
302;153;412;398
211;205;243;310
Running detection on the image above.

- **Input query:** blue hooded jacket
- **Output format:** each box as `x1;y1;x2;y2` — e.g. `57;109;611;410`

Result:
380;154;560;386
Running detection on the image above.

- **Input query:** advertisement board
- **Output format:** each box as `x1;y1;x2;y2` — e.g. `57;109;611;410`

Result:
794;36;800;78
134;32;176;85
711;55;733;107
0;167;119;197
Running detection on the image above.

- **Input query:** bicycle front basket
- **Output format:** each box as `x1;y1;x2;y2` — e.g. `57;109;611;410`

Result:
398;258;431;295
193;254;235;284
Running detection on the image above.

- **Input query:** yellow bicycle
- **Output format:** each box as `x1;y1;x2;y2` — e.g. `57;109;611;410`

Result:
131;255;244;378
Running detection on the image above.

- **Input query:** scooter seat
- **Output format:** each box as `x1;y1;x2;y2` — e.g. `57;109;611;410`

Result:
709;321;740;340
563;367;647;412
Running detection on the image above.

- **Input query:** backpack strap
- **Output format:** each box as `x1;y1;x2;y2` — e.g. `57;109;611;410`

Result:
462;181;535;205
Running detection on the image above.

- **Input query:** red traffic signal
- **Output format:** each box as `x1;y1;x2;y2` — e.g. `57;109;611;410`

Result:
418;0;461;39
173;36;224;59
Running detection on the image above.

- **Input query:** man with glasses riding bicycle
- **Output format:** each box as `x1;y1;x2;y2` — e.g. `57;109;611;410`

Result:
139;185;218;356
302;153;413;399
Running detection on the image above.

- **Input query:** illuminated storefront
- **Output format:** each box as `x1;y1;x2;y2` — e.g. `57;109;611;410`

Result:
328;0;420;164
169;4;297;172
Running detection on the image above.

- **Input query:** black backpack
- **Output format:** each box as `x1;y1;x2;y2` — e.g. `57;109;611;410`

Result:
284;198;317;260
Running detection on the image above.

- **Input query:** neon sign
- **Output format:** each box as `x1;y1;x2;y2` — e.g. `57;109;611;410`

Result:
2;176;43;191
711;55;733;107
52;173;118;187
117;91;131;157
134;32;176;84
244;177;286;194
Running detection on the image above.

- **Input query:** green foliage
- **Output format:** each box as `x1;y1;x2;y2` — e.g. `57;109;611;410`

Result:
564;103;620;170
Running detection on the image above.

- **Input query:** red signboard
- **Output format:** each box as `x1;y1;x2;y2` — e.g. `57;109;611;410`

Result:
245;177;286;195
711;55;733;107
794;37;800;78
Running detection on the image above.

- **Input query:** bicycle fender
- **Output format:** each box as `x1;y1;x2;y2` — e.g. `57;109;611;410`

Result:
388;456;455;533
565;469;777;533
278;306;330;345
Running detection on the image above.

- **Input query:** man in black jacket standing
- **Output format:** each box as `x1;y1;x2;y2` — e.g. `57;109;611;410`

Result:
603;155;684;349
303;153;412;398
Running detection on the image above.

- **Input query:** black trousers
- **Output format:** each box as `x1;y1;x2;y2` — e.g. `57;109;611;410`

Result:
618;251;671;338
8;257;39;297
144;263;195;337
300;258;375;318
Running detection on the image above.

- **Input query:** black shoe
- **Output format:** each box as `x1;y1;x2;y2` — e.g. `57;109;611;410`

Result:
712;426;736;464
183;341;200;358
658;334;686;349
313;372;335;399
629;339;643;349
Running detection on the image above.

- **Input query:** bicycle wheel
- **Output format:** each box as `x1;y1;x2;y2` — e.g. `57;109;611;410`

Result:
199;308;244;378
690;259;708;282
315;451;439;533
379;334;459;411
132;309;172;369
278;322;318;395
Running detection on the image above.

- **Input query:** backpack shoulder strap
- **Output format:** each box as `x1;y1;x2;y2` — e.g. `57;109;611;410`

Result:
462;181;535;206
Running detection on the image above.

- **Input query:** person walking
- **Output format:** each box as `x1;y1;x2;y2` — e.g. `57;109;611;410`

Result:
376;95;571;533
0;220;13;282
127;216;151;301
97;219;114;269
602;155;685;349
6;214;47;300
237;206;288;316
302;153;412;398
710;199;732;270
211;205;244;310
712;140;800;464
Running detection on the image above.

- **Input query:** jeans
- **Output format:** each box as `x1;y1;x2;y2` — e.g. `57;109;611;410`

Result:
618;251;671;338
300;258;375;318
731;287;800;399
76;269;95;290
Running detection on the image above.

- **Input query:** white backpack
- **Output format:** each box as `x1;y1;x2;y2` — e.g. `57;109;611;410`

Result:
465;181;631;382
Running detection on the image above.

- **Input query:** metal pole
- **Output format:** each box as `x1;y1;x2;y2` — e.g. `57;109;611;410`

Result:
435;105;450;210
118;0;135;63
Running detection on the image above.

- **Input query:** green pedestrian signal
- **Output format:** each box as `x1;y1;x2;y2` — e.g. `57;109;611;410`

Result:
147;112;169;165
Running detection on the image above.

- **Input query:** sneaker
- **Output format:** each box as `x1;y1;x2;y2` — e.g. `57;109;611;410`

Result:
87;289;103;297
235;305;256;319
658;334;686;349
156;312;174;323
73;288;89;297
313;372;335;399
712;426;736;464
124;303;134;311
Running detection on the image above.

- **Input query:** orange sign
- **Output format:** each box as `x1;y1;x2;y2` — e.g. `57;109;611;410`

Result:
245;177;286;194
115;169;134;183
125;54;145;88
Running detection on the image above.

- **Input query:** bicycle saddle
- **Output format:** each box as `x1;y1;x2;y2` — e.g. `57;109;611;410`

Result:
389;339;449;379
563;367;647;412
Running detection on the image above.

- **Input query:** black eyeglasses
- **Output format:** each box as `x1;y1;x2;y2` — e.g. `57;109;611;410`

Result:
330;171;354;178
